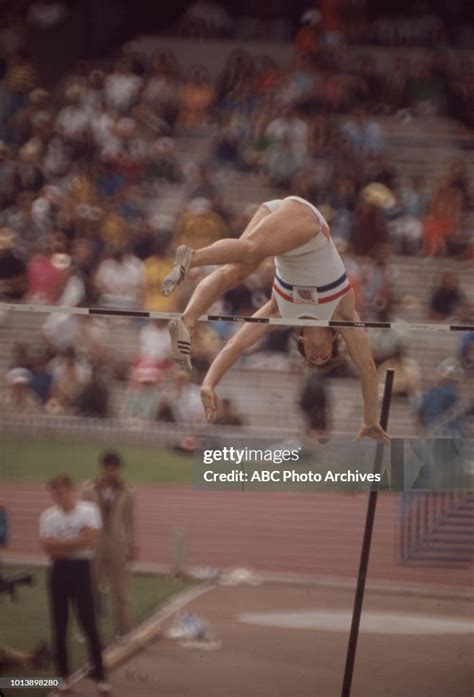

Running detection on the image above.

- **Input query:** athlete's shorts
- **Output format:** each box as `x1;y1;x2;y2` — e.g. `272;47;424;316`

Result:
272;272;351;321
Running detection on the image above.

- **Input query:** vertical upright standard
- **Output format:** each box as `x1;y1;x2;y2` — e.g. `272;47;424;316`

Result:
340;369;395;697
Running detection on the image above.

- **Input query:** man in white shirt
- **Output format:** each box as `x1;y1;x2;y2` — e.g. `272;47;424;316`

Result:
39;474;111;695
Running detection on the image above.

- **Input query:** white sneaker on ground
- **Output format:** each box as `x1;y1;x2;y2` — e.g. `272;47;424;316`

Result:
96;681;112;695
168;318;193;373
161;245;193;297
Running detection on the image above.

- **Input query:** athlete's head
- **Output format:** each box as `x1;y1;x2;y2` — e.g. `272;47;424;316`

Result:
296;327;339;367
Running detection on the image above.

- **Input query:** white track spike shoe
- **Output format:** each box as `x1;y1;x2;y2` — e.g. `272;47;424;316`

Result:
161;245;193;297
169;318;193;373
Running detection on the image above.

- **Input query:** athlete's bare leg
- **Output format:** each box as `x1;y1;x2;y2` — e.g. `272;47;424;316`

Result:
189;199;319;268
182;261;259;330
162;199;320;297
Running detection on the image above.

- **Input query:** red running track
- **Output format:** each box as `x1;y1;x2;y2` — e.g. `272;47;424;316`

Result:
2;483;472;590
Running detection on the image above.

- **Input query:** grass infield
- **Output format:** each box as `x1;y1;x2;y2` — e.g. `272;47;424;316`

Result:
0;440;193;485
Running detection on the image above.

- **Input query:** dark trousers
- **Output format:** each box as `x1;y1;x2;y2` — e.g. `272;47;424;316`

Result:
48;559;105;681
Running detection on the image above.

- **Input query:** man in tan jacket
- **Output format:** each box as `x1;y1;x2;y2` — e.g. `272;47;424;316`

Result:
82;451;136;642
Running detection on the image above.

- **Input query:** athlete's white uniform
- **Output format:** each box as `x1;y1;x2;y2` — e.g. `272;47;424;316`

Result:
262;196;351;321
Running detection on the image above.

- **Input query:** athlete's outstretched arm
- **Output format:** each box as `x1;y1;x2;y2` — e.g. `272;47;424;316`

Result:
338;294;390;443
201;298;279;421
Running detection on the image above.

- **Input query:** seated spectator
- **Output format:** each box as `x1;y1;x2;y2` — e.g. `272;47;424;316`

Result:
31;185;62;235
429;270;465;320
124;359;163;421
388;176;428;254
188;162;225;213
254;55;283;98
55;84;90;143
320;0;347;46
125;320;170;416
157;370;202;424
363;245;397;322
95;247;145;310
264;107;309;186
26;238;65;304
212;112;244;166
459;333;474;371
142;50;179;128
329;175;357;213
147;137;183;183
295;10;322;58
342;107;384;159
0;367;41;414
138;320;171;364
81;69;106;113
10;342;32;371
416;357;464;436
238;110;270;171
47;347;92;413
0;227;26;300
104;56;142;114
423;177;463;256
216;50;255;101
382;56;409;112
98;202;127;252
352;54;383;112
12;81;44;143
29;350;53;404
5;50;39;117
176;67;215;133
42;254;91;352
76;366;109;417
351;199;388;256
173;198;228;250
446;158;469;210
0;142;17;207
409;61;447;116
16;138;44;193
99;117;146;184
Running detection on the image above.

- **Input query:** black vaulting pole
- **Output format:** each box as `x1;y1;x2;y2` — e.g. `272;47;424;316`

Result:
340;368;395;697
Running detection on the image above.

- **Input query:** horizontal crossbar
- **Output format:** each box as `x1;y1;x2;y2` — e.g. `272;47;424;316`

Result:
0;302;473;332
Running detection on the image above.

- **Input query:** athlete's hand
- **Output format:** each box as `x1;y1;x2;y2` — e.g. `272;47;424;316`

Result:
201;384;219;422
354;423;390;444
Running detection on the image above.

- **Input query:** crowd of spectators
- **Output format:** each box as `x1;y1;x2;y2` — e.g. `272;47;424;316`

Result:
0;19;472;432
175;1;474;51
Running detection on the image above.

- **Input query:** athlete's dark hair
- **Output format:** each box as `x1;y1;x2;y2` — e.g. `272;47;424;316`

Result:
295;328;346;375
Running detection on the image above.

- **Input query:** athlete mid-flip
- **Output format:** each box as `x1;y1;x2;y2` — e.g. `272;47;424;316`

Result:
161;196;389;443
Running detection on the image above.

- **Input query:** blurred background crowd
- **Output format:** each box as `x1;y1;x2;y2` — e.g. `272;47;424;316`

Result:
0;0;472;441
